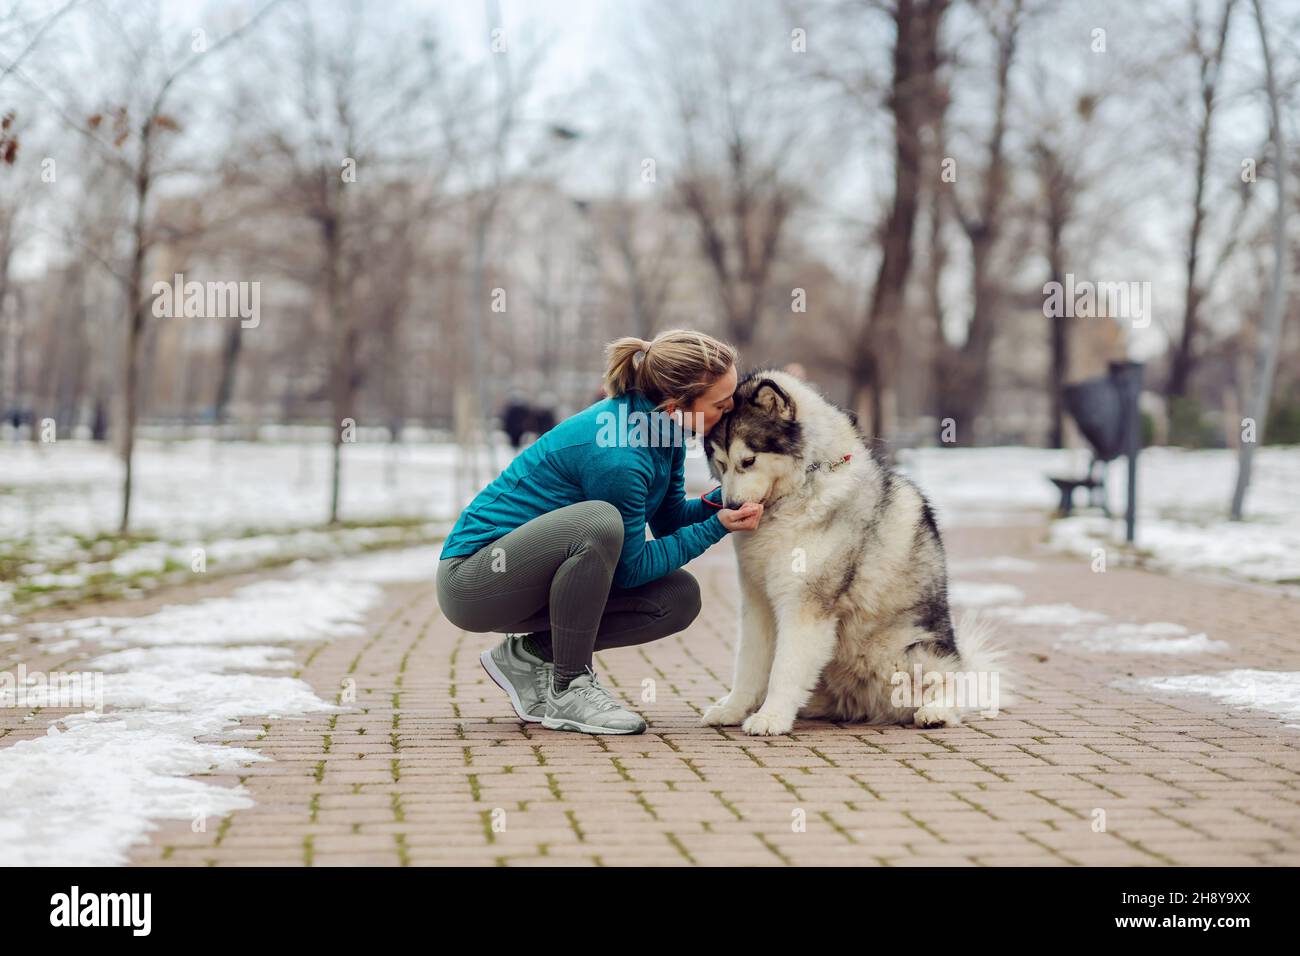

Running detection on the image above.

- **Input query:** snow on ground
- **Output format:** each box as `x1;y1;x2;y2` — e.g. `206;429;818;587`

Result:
1046;447;1300;584
1055;622;1230;655
950;579;1226;656
1120;671;1300;730
897;446;1072;526
948;556;1230;657
0;546;441;866
902;445;1300;585
949;557;1039;574
8;522;444;606
948;582;1026;607
0;437;472;608
983;604;1107;626
0;436;464;539
912;446;1298;720
8;437;1295;588
948;553;1298;724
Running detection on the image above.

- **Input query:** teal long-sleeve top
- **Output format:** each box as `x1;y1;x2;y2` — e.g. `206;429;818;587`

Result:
439;388;728;589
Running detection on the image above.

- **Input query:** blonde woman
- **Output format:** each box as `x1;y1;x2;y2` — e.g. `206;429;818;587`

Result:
436;330;763;734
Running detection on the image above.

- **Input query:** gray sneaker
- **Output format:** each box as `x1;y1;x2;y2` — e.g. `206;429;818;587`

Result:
542;667;647;735
480;635;551;723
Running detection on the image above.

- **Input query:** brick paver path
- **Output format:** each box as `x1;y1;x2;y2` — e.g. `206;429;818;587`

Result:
8;520;1300;865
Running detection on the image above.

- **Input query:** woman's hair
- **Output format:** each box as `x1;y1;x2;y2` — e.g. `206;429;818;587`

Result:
602;329;738;409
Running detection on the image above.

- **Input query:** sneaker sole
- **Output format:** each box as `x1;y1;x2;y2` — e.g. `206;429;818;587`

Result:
480;648;543;723
541;715;646;735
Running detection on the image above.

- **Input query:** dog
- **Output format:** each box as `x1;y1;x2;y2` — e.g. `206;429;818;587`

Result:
700;370;1009;735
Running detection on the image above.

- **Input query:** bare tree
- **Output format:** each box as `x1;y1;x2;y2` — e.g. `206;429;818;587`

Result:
16;1;281;531
0;0;84;427
1023;26;1119;449
429;1;564;500
1166;0;1240;403
0;123;28;419
934;0;1025;443
847;0;951;440
0;0;82;86
591;185;676;342
1031;132;1077;448
1230;0;1289;518
227;0;456;521
639;0;811;353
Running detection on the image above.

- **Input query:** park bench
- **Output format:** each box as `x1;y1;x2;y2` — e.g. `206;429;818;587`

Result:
1048;456;1110;517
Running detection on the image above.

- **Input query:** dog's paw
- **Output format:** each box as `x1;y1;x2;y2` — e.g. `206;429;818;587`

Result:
912;705;961;729
742;710;794;736
700;697;749;726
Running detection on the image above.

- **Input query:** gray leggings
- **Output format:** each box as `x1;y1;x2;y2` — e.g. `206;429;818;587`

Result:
436;500;703;678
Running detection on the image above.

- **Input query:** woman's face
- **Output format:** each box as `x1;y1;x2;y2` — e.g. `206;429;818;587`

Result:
672;364;737;436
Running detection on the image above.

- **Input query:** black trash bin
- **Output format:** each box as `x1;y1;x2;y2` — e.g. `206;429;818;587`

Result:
1053;361;1144;542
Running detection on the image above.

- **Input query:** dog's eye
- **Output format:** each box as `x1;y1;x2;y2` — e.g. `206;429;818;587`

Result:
741;456;756;469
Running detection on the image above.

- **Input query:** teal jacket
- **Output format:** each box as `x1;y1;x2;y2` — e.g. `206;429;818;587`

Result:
440;388;728;589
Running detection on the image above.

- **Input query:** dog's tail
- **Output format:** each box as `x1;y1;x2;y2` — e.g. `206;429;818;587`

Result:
953;610;1016;717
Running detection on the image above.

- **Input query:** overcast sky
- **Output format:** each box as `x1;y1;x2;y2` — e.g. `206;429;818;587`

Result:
5;0;1294;362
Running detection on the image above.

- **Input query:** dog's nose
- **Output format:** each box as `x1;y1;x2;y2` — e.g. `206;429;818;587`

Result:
725;500;742;510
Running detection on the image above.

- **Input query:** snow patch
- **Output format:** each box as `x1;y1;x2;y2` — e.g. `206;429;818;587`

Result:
1056;621;1229;655
0;546;436;866
986;604;1108;626
1121;670;1300;729
949;556;1039;574
949;582;1025;607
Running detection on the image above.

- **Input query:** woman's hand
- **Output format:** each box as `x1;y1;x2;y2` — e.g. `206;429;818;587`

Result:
718;501;763;532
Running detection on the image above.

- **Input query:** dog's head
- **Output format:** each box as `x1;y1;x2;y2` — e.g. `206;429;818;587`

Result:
704;371;805;509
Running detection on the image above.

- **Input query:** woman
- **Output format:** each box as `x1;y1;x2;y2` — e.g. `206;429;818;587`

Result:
436;329;763;735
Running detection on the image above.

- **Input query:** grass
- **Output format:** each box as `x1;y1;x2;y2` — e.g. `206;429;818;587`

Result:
0;519;447;612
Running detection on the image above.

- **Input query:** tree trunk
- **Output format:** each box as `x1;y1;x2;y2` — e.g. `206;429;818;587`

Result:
938;0;1019;444
324;205;349;525
1231;0;1287;519
1167;0;1235;399
1046;216;1069;449
855;0;948;440
120;128;153;535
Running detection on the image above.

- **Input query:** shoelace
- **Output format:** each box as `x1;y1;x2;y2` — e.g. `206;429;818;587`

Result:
570;668;623;712
533;662;554;697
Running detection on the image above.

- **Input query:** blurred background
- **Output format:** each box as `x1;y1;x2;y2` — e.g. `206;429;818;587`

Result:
1;0;1298;611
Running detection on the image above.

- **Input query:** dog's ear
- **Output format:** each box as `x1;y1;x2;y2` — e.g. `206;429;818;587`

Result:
750;379;796;420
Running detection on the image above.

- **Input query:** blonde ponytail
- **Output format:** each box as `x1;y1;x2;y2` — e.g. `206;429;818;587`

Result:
602;329;738;410
602;336;653;400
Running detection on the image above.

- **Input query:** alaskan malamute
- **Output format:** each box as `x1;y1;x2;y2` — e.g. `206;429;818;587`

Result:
701;370;1008;735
